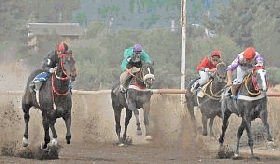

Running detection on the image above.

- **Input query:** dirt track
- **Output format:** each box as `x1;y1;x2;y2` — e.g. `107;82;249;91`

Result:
1;61;280;164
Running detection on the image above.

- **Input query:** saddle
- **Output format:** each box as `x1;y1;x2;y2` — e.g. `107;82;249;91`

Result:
196;81;211;97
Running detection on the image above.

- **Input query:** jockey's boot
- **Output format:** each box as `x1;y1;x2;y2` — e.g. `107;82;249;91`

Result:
29;81;35;93
35;81;42;91
190;81;200;93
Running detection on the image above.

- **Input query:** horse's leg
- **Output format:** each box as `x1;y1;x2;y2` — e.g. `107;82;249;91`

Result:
218;110;231;148
234;119;246;158
63;110;72;144
244;119;260;160
22;103;32;147
113;107;122;143
49;109;58;146
186;100;197;134
201;113;208;136
260;109;273;142
41;111;51;149
123;108;132;140
133;109;142;136
143;103;152;140
209;117;215;137
126;95;141;135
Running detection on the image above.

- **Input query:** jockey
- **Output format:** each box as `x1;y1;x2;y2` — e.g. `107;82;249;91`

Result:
190;50;222;93
119;44;152;93
226;47;264;86
29;42;72;92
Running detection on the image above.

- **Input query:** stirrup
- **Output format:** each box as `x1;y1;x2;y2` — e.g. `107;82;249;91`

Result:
190;82;199;93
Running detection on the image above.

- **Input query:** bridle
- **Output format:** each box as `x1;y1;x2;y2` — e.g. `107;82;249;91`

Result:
244;65;266;96
52;54;73;97
203;62;227;100
133;66;155;89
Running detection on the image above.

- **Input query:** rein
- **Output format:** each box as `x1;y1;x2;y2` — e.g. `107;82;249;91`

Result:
132;66;155;89
243;73;261;96
202;80;223;100
203;62;226;100
133;69;146;89
51;54;72;100
55;54;72;81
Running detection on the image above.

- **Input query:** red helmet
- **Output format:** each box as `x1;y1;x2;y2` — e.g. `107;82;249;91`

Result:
211;50;221;58
57;42;68;53
243;47;256;59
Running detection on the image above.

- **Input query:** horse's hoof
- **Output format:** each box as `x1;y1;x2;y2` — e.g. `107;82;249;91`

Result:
22;137;29;147
251;156;260;160
267;141;276;149
66;135;71;144
125;136;133;144
137;130;142;136
40;142;49;150
51;138;58;146
232;153;242;160
202;132;207;136
145;135;153;140
118;143;125;147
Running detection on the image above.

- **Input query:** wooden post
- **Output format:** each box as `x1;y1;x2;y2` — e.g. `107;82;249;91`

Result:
181;0;186;105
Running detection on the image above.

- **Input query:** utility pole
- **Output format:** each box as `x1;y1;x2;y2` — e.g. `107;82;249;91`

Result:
181;0;186;105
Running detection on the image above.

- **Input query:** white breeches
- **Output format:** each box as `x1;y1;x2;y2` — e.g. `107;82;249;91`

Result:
198;70;211;85
235;66;251;83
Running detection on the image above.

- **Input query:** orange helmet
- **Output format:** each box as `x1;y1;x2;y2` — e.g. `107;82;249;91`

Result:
243;47;256;59
211;50;221;58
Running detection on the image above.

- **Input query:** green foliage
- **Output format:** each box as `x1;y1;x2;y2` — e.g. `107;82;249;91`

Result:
85;21;107;38
98;4;120;18
75;13;87;26
266;67;280;87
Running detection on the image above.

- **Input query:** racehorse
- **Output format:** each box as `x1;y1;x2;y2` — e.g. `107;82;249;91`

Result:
218;65;274;159
111;63;155;145
21;53;77;149
185;62;227;136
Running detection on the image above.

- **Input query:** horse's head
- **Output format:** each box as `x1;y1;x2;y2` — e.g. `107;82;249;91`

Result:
214;62;227;83
251;65;267;92
57;54;77;81
141;63;155;89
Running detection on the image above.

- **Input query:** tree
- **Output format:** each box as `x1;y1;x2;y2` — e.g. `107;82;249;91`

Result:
215;0;280;66
0;0;81;44
75;12;88;26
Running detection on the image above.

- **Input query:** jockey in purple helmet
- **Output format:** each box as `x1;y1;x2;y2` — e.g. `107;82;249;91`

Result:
119;44;152;93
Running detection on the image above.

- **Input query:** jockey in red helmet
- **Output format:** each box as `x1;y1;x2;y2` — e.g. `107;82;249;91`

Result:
190;50;222;93
226;47;264;86
29;42;72;92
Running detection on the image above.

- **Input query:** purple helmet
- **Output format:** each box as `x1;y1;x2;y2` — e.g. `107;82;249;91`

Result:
133;44;142;52
257;57;264;63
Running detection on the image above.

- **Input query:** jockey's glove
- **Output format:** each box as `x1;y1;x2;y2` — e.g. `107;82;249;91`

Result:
126;68;132;74
49;67;57;73
201;68;209;72
127;57;132;62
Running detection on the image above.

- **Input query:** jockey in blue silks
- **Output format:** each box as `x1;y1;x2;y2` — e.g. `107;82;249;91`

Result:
29;42;73;93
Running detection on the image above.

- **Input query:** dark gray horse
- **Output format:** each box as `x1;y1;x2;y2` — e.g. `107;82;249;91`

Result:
22;53;77;149
111;63;155;145
218;65;274;159
185;62;227;136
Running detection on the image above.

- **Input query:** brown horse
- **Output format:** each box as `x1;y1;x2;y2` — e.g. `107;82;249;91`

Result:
21;53;77;149
111;63;155;146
